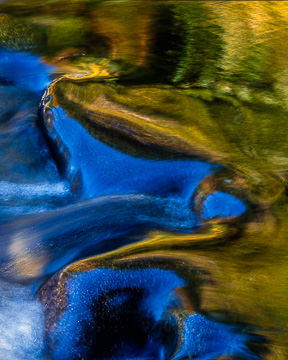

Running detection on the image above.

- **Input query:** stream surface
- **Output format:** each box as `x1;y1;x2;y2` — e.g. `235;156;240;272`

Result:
0;1;288;359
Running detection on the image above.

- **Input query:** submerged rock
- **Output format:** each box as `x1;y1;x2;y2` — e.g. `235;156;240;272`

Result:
41;90;215;201
38;257;263;360
40;78;247;221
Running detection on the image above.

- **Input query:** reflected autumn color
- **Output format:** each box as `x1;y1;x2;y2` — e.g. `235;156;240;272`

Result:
0;1;287;359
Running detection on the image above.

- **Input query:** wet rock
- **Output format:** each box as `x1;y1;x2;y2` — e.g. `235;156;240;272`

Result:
38;257;263;360
40;79;247;223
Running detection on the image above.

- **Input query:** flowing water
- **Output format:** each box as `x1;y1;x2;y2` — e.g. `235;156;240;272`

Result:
0;1;288;359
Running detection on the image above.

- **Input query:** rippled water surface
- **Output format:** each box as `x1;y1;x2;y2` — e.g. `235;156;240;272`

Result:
0;1;288;359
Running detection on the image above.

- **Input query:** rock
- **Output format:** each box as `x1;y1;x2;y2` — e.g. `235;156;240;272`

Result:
38;256;263;360
40;79;247;222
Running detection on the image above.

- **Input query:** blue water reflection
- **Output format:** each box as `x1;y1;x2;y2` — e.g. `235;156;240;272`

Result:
0;194;197;281
0;50;53;92
0;49;254;359
177;314;261;360
202;191;247;220
0;48;247;222
44;107;215;201
0;50;70;217
42;105;246;220
46;267;261;360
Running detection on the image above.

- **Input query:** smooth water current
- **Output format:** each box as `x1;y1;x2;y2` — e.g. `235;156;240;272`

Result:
0;1;288;359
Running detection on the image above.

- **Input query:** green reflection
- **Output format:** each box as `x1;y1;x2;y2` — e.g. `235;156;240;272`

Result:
1;0;288;93
50;78;288;201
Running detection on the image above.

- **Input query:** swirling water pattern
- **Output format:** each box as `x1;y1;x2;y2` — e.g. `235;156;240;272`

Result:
1;1;288;359
0;47;257;360
0;48;252;359
39;267;261;360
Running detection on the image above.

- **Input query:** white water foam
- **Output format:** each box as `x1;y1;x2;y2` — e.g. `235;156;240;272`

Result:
0;280;44;360
0;181;70;201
